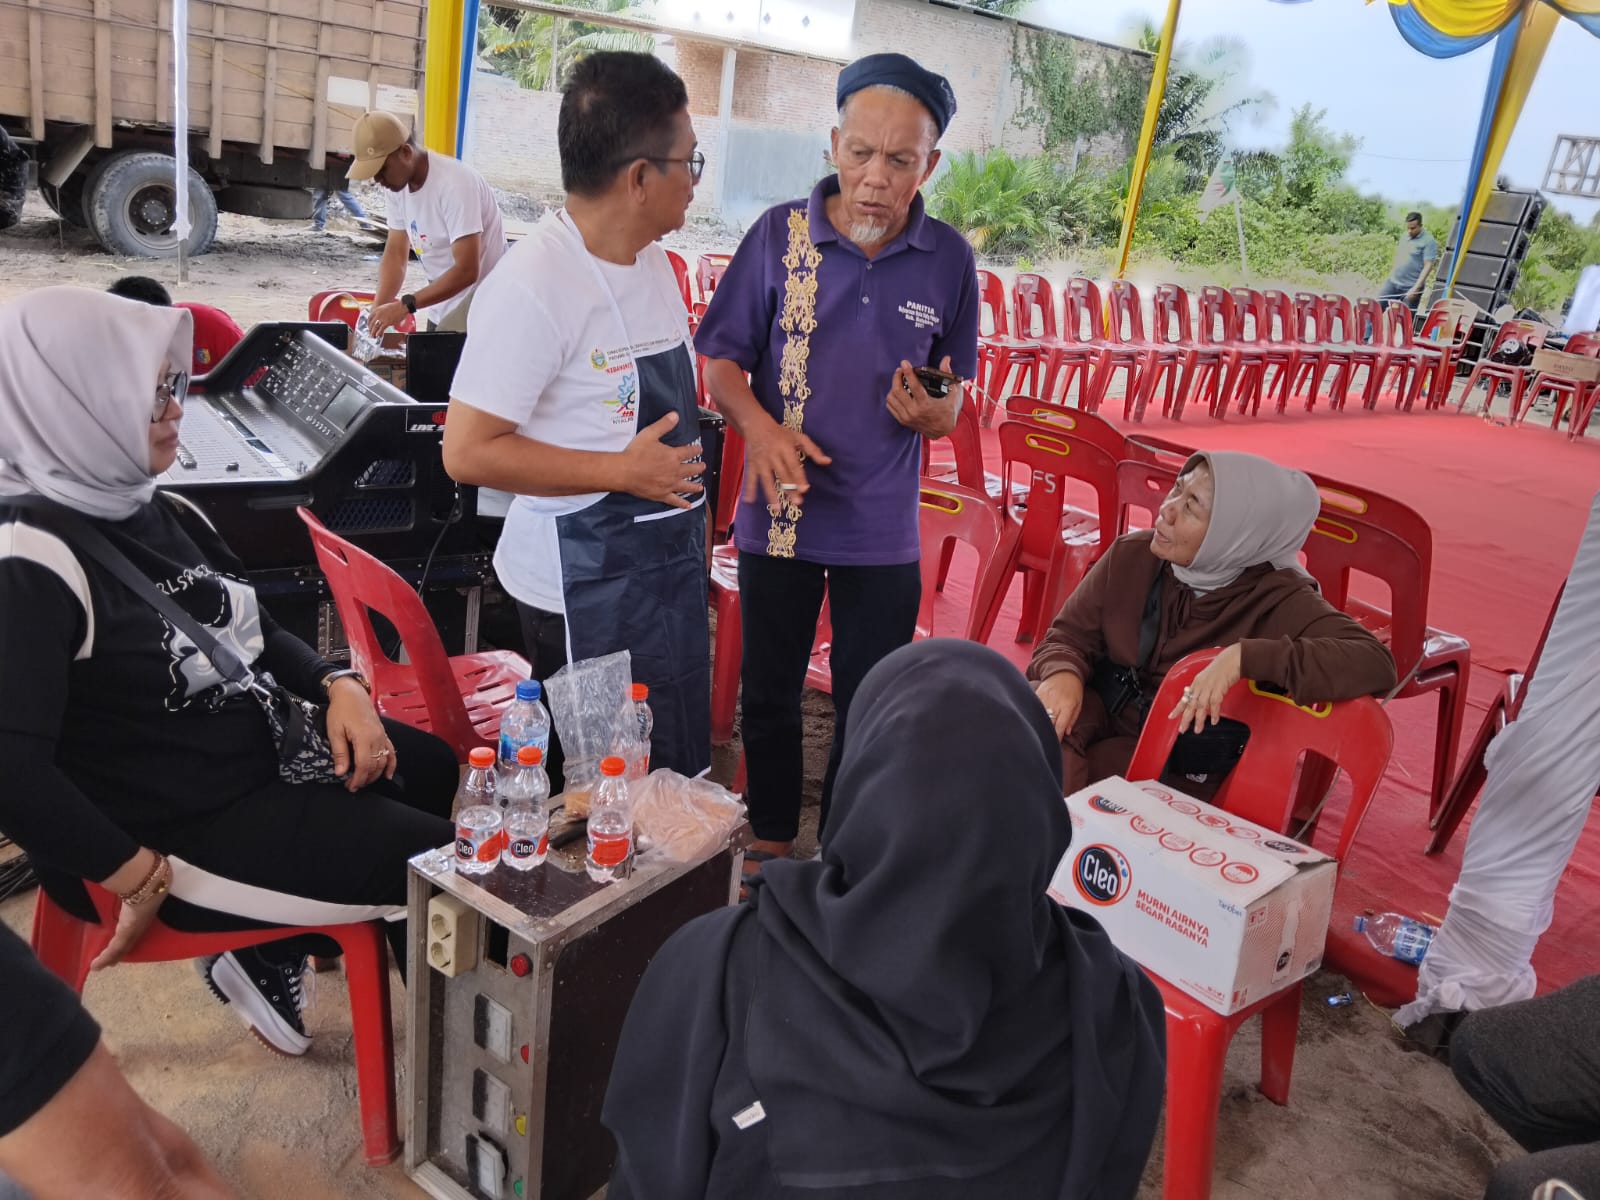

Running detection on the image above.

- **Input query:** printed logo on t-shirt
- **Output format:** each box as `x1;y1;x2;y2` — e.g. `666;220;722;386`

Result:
408;219;429;257
590;348;608;370
898;300;940;330
612;373;638;424
154;566;264;711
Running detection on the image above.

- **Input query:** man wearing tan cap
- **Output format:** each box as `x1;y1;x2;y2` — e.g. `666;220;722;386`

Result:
349;110;506;336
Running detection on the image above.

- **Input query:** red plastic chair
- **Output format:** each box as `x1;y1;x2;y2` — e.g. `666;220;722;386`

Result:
914;481;1015;642
1307;294;1361;409
1299;478;1471;837
1188;287;1242;419
1003;395;1127;459
709;543;742;745
30;882;400;1164
924;388;1018;590
976;270;1043;425
696;253;733;303
296;509;529;762
1011;274;1078;406
1410;299;1478;410
1039;277;1112;412
1125;649;1394;1200
1221;287;1278;417
1104;280;1178;422
1457;319;1548;417
1339;298;1404;409
307;290;416;335
1148;284;1201;420
996;419;1120;642
717;481;1013;755
1520;330;1600;428
1427;582;1563;855
665;249;693;312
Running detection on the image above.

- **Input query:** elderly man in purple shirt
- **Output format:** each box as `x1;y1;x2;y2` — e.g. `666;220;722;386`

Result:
696;53;979;864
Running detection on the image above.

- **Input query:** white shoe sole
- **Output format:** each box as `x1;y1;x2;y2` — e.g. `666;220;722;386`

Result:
208;952;312;1057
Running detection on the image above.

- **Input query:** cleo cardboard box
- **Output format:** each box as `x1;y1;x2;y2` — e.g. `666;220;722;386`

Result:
1048;776;1336;1016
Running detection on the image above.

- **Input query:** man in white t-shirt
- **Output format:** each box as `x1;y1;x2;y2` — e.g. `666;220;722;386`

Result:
443;52;708;786
347;110;507;335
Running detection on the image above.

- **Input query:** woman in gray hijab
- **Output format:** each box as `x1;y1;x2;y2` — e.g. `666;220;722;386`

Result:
0;286;456;1058
1027;450;1397;792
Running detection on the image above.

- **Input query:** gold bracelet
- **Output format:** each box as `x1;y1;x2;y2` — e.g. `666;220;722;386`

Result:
117;853;171;907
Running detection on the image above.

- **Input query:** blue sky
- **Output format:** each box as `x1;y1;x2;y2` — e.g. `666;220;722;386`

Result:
1023;0;1599;221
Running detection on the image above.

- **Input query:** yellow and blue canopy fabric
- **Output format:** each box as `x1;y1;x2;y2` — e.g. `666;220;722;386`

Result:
1385;0;1575;296
423;0;474;158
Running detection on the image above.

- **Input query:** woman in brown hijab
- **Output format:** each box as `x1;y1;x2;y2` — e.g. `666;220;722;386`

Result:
1027;451;1397;792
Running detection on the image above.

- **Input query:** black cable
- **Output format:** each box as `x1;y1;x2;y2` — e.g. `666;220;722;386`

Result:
415;482;462;599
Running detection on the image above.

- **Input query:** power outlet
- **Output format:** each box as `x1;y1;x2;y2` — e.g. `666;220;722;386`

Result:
426;893;478;977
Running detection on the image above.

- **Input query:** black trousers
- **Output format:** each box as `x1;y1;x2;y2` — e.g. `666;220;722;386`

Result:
33;718;457;972
517;602;570;794
737;553;921;843
1451;975;1600;1200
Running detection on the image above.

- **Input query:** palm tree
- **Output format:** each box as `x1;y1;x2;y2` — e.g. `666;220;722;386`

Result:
928;151;1058;255
478;0;654;93
1125;21;1275;186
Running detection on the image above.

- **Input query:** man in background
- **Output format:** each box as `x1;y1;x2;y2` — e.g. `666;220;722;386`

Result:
106;276;244;374
348;111;506;336
1378;211;1438;312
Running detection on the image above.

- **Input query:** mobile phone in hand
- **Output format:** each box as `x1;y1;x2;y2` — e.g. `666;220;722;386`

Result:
909;366;960;399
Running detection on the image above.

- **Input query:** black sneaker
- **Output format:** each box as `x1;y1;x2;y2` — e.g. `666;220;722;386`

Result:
205;947;312;1056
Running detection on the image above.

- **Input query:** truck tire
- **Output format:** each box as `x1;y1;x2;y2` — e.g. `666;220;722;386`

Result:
40;172;88;226
0;126;25;231
85;150;218;258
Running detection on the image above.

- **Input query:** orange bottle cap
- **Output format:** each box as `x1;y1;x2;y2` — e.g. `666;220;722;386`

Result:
631;683;649;701
469;747;495;768
600;756;625;776
517;745;543;766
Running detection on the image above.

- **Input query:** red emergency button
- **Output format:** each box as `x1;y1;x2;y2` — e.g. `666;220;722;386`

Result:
511;953;532;977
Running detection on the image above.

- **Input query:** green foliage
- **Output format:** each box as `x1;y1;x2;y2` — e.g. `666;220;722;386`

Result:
1514;208;1600;314
1012;29;1151;163
927;150;1062;256
477;0;652;92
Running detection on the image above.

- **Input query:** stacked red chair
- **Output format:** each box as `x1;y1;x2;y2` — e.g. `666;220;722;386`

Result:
1188;286;1242;419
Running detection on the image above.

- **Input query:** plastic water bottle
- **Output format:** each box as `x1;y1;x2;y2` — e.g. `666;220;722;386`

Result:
629;683;653;777
454;747;502;876
500;745;550;871
498;680;551;775
1354;912;1436;966
586;756;633;883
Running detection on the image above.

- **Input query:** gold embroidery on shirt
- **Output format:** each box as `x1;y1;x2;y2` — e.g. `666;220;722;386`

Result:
768;208;822;559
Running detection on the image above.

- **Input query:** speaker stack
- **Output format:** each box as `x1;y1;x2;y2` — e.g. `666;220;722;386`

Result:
1420;187;1546;370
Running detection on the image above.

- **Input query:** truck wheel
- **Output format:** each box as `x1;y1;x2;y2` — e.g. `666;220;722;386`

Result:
40;172;89;226
86;150;218;257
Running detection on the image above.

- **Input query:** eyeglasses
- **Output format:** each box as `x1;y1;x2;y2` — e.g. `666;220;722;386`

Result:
152;370;189;423
645;151;706;184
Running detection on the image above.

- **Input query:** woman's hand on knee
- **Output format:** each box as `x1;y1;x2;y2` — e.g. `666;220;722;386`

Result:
1170;644;1243;733
1033;672;1084;741
325;679;398;792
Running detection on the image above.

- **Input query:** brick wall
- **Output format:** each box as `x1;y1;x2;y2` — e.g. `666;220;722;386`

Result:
464;71;566;200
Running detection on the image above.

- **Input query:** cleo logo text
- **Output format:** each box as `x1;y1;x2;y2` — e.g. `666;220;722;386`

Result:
1074;844;1131;907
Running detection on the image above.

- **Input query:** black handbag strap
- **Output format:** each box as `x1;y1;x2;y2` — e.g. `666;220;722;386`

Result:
1135;568;1165;672
8;495;256;687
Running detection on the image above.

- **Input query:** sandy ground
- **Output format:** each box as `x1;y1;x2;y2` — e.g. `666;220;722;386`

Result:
0;197;1527;1199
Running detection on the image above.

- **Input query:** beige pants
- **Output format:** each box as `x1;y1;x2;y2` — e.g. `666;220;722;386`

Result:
430;284;476;333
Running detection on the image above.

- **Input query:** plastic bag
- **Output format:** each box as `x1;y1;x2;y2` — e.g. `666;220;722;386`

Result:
545;651;633;804
631;770;746;864
351;308;382;364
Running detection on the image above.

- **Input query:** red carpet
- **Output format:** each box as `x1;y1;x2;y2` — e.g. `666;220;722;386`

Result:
931;404;1600;1006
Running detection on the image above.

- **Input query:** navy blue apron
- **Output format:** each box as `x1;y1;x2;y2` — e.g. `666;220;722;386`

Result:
553;228;710;777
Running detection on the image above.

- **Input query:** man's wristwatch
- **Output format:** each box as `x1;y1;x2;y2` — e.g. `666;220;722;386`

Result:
401;293;418;314
320;668;371;695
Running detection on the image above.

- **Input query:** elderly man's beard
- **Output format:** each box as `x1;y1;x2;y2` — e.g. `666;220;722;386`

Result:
848;219;890;246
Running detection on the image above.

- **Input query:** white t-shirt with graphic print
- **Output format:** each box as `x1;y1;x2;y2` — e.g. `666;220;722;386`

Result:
385;152;508;325
449;211;693;613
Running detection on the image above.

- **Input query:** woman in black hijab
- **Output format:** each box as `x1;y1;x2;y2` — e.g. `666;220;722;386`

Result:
602;638;1166;1199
